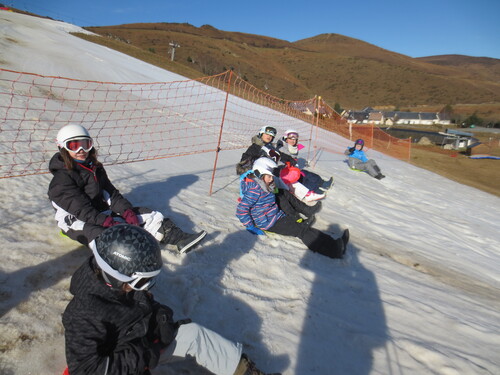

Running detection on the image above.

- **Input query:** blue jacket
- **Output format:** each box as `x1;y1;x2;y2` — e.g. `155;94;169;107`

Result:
346;148;368;162
236;177;285;230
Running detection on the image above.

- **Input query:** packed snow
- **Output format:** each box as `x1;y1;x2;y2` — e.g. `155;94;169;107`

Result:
1;11;499;375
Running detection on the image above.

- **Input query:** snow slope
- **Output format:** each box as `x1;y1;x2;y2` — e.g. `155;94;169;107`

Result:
1;11;499;375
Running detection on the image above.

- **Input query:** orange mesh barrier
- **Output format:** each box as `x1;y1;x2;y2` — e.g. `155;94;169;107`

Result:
314;99;411;160
0;69;410;183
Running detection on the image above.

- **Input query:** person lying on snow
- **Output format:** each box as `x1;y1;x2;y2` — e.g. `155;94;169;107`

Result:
48;124;206;253
62;224;277;375
236;126;325;204
344;138;385;180
236;157;349;259
276;129;333;192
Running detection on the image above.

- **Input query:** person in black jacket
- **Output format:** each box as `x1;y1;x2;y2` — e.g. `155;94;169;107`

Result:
236;126;325;204
236;126;296;175
62;224;275;375
48;124;206;253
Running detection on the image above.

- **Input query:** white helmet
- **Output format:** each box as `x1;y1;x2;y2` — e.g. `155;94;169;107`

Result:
258;126;277;138
252;157;277;178
283;129;299;139
56;124;91;148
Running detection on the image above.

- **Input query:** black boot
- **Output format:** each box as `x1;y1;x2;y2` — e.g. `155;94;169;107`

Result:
233;354;281;375
176;230;207;253
158;219;207;253
319;176;334;191
341;228;350;256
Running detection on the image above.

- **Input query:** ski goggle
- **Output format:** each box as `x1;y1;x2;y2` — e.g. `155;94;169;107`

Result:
286;132;299;140
101;269;160;291
127;276;156;291
62;137;93;153
261;126;277;137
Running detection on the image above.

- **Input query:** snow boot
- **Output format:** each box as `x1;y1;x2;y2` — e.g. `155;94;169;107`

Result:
158;219;207;253
176;230;207;253
303;190;325;203
341;228;350;256
319;176;334;191
375;173;386;180
233;354;281;375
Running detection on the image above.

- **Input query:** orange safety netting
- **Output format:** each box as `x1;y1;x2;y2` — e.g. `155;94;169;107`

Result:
0;68;410;183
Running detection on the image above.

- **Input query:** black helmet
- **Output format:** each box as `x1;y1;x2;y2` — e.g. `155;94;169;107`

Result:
91;224;163;290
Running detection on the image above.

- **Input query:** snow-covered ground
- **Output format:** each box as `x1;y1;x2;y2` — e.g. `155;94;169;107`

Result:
1;11;499;375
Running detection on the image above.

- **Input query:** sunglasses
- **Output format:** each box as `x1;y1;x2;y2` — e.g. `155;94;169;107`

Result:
263;127;277;137
63;137;93;153
286;132;299;140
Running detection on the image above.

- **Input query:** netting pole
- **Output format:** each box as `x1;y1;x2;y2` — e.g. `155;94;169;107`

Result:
306;95;317;164
370;123;374;149
407;137;412;161
208;70;233;196
311;96;321;167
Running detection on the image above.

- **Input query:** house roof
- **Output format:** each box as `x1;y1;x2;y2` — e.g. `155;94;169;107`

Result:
419;113;437;120
368;112;383;121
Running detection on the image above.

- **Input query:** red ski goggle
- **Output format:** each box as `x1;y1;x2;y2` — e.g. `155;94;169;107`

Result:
63;138;93;153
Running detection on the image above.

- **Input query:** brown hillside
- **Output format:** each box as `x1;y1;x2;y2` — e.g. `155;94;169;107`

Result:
417;55;500;82
81;23;500;120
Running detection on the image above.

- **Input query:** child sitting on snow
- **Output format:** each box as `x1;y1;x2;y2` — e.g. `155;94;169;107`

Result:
48;124;206;252
345;139;386;180
236;157;349;259
276;129;333;192
236;126;325;204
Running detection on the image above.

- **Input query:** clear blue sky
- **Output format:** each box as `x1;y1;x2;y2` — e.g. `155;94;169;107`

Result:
6;0;500;59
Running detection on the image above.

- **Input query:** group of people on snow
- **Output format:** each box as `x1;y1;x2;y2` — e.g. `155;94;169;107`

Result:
48;122;385;375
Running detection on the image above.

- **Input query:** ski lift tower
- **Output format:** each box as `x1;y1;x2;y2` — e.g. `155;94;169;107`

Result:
169;41;180;61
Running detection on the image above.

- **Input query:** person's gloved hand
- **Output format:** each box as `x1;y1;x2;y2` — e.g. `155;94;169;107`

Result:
348;147;355;154
102;216;121;228
122;208;139;226
153;305;176;347
246;225;265;235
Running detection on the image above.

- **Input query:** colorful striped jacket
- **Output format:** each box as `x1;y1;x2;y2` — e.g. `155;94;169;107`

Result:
236;177;285;230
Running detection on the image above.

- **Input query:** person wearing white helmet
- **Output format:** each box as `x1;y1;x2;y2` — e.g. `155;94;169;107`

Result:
47;124;206;253
237;127;325;203
236;126;295;175
236;157;349;258
276;129;334;192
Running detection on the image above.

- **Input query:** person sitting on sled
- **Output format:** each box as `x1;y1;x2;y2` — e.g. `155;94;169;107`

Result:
62;224;275;375
48;124;206;253
344;138;385;180
236;126;325;204
276;129;333;193
236;157;349;259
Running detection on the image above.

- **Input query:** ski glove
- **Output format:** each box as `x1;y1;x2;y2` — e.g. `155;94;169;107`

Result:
122;208;139;226
152;305;177;347
102;216;121;228
246;225;265;235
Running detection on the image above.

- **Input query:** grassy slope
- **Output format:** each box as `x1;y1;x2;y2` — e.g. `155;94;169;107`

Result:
84;24;500;121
